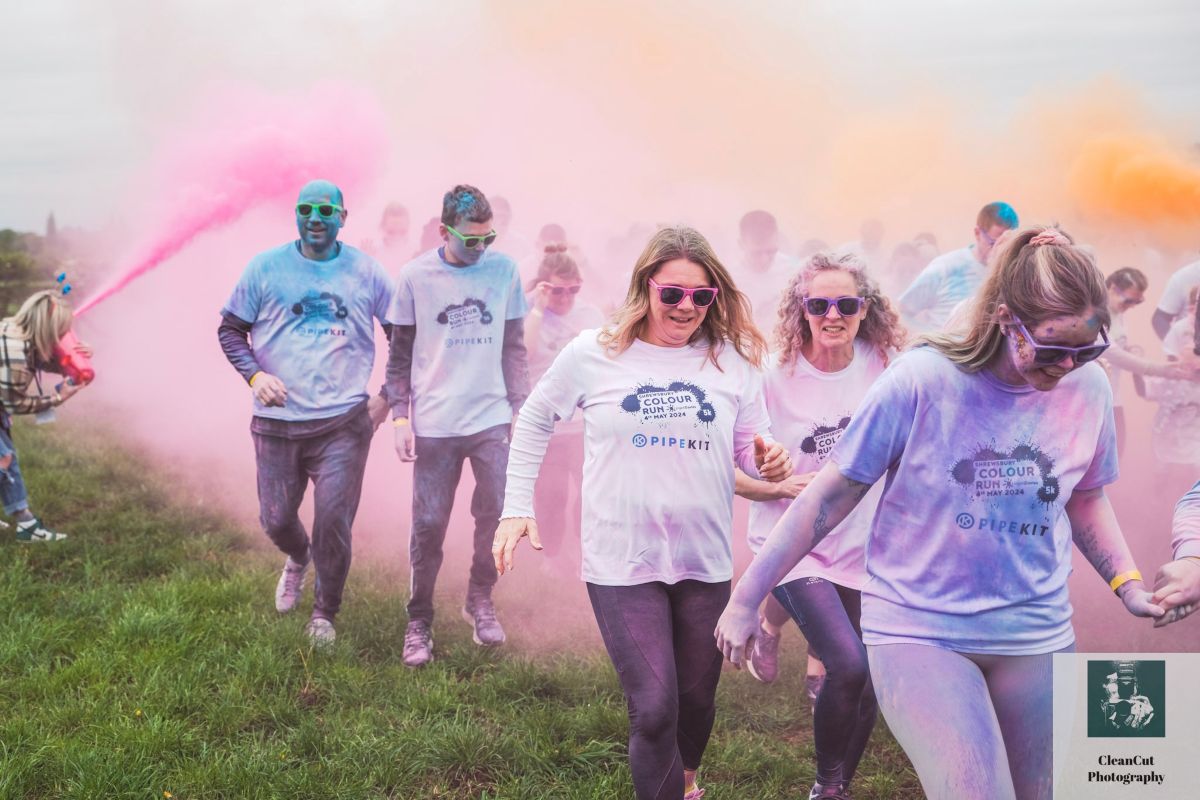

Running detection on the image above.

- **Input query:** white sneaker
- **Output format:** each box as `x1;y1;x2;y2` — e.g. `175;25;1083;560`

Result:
275;557;308;613
15;517;67;542
305;616;336;646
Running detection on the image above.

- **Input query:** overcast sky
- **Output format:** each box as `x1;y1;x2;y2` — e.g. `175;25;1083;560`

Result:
2;0;1197;233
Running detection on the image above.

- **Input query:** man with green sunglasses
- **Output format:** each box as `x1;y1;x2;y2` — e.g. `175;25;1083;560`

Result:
387;183;530;667
219;179;396;646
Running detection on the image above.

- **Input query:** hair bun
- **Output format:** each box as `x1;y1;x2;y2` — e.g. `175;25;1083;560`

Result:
1029;228;1070;248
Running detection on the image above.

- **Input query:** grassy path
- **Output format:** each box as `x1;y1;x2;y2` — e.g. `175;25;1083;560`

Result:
0;422;922;799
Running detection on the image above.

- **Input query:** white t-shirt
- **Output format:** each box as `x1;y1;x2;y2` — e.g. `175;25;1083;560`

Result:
747;341;888;590
898;246;986;334
1155;260;1200;321
391;247;528;437
504;332;771;586
831;346;1119;655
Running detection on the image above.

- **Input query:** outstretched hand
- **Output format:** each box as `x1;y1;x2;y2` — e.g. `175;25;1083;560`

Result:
493;516;543;575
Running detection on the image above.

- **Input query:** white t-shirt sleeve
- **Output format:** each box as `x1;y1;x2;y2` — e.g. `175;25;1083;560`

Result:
530;333;592;423
222;258;263;322
371;261;396;324
389;270;416;325
1076;385;1120;491
501;387;558;520
732;364;770;478
829;354;918;484
1171;481;1200;559
1157;271;1187;316
506;267;529;320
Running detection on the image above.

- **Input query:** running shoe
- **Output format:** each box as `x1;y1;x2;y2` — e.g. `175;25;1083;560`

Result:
462;598;506;646
304;616;336;646
15;517;67;542
808;781;851;799
746;622;781;683
274;556;308;613
683;786;706;799
403;620;434;667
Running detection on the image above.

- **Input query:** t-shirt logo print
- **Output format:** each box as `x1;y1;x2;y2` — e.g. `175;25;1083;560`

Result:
801;416;852;460
621;381;716;425
950;443;1060;505
436;298;493;330
291;291;349;322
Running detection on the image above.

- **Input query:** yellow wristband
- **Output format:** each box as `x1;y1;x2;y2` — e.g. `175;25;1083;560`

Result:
249;371;263;388
1109;570;1143;593
392;417;409;427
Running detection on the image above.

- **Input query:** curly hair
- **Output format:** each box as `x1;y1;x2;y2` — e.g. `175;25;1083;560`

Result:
774;251;907;370
599;225;766;369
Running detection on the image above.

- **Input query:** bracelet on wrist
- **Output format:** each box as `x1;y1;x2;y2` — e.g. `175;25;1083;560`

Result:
1109;570;1143;593
392;417;410;427
249;371;264;388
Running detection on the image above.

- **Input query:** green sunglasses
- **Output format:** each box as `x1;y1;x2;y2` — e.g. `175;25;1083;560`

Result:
296;202;344;218
446;224;498;249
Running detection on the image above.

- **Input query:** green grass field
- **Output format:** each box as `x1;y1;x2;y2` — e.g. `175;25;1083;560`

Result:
0;422;923;799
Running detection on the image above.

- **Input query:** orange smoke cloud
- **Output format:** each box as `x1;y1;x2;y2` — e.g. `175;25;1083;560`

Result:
1069;133;1200;225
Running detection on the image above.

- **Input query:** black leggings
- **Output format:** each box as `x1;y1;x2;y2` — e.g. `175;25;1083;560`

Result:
773;576;878;787
587;579;730;800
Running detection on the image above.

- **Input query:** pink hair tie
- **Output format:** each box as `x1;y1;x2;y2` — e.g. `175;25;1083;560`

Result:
1029;229;1070;248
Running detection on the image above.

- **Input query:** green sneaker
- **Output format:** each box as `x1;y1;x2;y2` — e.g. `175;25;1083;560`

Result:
15;517;67;543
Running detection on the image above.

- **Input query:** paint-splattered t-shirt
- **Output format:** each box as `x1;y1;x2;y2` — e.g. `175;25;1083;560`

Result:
747;341;888;590
223;242;394;422
831;346;1119;654
898;246;986;334
391;247;528;437
504;331;771;586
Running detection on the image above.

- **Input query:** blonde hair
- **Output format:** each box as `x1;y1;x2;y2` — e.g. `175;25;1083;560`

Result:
775;251;907;369
922;226;1108;371
5;290;73;363
599;225;766;369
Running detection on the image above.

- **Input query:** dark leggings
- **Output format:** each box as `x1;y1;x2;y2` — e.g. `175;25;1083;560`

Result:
587;579;730;800
773;576;878;787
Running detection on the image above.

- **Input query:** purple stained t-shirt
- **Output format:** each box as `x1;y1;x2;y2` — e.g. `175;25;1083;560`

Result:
830;346;1119;655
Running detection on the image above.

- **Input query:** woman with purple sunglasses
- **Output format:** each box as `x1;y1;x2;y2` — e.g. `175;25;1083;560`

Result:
735;250;906;800
495;225;793;799
716;226;1166;800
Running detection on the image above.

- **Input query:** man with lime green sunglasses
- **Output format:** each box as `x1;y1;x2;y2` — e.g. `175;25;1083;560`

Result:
386;183;530;668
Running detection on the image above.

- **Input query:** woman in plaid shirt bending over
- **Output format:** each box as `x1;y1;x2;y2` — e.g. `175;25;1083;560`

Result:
0;290;91;542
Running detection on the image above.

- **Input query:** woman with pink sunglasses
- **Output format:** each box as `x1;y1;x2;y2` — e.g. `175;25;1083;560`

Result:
495;225;792;800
